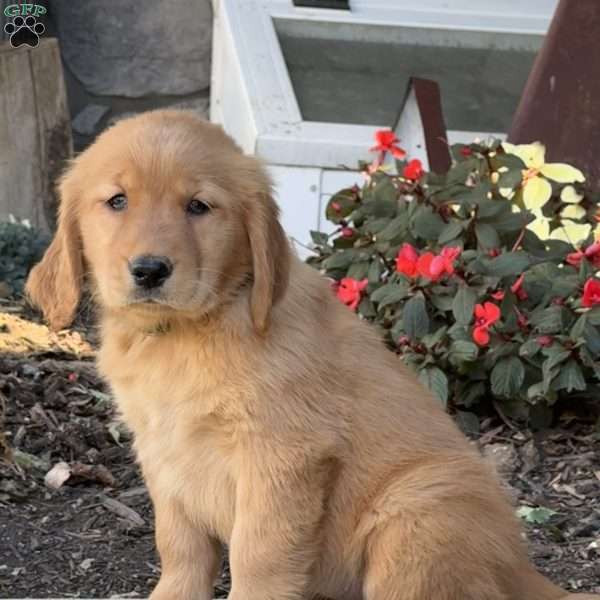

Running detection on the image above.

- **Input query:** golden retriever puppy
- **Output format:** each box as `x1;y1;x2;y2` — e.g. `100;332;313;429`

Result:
26;110;597;600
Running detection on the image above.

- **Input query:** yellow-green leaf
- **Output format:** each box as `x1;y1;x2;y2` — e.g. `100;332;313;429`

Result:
523;176;552;210
560;185;584;204
540;162;585;183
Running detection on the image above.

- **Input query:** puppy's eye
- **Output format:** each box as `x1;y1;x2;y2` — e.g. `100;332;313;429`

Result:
187;198;211;216
106;194;128;211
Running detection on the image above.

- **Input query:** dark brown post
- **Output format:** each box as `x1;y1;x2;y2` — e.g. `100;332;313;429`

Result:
509;0;600;189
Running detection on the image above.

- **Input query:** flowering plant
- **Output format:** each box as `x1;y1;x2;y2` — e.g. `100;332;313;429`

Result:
308;132;600;428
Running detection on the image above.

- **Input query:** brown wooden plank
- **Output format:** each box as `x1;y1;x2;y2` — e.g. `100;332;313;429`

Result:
0;38;72;232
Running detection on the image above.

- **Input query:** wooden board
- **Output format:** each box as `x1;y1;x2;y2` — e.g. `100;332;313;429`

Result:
0;37;72;232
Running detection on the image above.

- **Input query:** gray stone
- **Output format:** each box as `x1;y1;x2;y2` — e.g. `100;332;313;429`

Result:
72;104;110;135
50;0;212;97
107;97;210;128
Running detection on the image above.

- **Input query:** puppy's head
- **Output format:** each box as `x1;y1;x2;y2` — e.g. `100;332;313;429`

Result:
26;110;290;333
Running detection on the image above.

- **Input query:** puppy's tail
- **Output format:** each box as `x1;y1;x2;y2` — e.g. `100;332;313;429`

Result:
519;568;599;600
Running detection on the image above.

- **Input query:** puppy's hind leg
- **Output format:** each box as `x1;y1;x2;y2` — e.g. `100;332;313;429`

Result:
361;517;509;600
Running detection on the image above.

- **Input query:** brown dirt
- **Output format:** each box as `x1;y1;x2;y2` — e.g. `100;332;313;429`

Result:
0;307;598;598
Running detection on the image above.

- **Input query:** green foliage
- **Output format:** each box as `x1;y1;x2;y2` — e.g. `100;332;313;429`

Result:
0;219;50;296
308;141;600;426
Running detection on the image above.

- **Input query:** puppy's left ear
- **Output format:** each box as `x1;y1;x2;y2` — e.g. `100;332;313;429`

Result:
246;194;290;334
25;174;84;331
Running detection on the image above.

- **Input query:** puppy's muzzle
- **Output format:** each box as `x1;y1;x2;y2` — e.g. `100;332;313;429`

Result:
129;255;173;290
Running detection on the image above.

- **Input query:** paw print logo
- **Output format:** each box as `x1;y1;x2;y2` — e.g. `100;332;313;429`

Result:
4;15;45;48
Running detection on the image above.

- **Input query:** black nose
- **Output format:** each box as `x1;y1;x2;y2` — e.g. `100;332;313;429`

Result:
129;255;173;289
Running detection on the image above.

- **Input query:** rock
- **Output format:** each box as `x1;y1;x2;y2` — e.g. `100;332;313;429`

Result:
50;0;212;97
484;442;519;478
72;104;110;136
107;97;210;128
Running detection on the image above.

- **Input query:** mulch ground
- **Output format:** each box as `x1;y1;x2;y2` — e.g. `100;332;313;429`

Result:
0;303;599;598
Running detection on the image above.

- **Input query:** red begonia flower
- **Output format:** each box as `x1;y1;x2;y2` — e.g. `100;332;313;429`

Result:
472;302;501;346
582;278;600;308
370;129;406;159
491;290;505;301
429;247;461;279
395;243;419;278
341;227;355;238
403;159;424;181
417;252;438;280
336;278;368;311
461;147;473;157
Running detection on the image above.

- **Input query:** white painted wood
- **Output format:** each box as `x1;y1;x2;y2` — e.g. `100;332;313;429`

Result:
389;87;428;170
267;165;322;257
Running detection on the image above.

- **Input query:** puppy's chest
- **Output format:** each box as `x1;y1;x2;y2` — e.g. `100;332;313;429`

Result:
107;362;244;541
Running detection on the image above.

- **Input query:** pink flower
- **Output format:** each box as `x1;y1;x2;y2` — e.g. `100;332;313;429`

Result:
537;335;554;347
461;147;473;157
491;290;505;301
395;244;419;278
336;278;368;311
582;278;600;308
331;201;342;213
341;227;355;238
370;130;406;159
403;159;424;181
472;302;501;347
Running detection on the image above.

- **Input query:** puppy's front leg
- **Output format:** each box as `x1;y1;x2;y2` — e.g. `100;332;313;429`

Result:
150;494;221;600
227;450;328;600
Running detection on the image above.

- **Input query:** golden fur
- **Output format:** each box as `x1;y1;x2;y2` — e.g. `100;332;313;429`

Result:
26;111;597;600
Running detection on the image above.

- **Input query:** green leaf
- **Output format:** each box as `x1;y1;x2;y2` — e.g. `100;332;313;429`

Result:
326;189;356;223
520;339;542;358
517;506;557;525
475;222;500;250
452;285;477;326
418;366;448;405
371;282;410;309
322;251;354;271
531;306;566;334
357;297;376;318
491;356;525;398
484;252;532;278
403;293;430;340
310;230;329;246
438;221;464;245
346;262;369;280
376;215;408;242
455;410;480;436
411;206;445;240
371;177;398;217
449;340;479;363
584;325;600;357
367;259;383;284
552;359;586;392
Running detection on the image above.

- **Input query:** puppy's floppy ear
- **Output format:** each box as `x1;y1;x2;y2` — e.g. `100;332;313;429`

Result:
246;193;290;334
25;173;84;331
